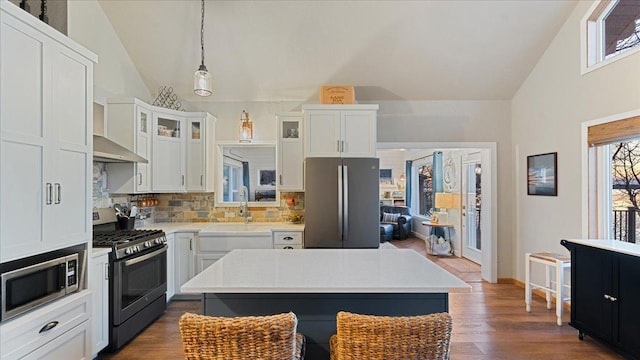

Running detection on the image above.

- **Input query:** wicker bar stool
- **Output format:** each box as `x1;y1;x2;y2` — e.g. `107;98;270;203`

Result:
179;312;305;360
329;311;453;360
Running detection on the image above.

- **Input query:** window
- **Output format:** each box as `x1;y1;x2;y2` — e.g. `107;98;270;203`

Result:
586;112;640;241
223;163;242;202
582;0;640;72
416;162;434;216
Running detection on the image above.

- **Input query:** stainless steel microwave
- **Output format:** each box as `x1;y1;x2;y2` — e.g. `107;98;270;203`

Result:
1;248;82;322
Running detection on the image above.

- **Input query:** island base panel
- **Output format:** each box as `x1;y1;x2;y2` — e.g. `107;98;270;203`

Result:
203;293;449;360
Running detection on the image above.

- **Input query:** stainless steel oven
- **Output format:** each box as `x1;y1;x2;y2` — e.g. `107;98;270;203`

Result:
93;207;168;352
1;245;84;322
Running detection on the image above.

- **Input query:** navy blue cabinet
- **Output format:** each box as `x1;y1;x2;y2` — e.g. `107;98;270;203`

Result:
561;240;640;360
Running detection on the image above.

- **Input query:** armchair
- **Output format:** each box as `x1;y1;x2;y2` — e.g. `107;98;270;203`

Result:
380;205;412;240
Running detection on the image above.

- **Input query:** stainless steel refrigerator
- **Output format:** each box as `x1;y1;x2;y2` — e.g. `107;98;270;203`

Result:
304;157;380;248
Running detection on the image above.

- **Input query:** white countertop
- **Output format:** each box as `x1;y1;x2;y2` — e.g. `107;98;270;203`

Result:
137;222;304;235
182;248;470;294
563;239;640;257
91;247;112;257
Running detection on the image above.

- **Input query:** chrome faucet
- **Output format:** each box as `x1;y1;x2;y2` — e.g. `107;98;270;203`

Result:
240;186;250;223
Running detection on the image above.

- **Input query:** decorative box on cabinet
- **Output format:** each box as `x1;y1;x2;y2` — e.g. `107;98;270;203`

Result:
302;104;378;158
91;250;110;357
277;112;304;191
105;98;153;193
0;1;96;262
561;239;640;359
186;114;216;192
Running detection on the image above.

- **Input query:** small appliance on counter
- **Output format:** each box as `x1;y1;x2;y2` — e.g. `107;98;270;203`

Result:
92;207;167;351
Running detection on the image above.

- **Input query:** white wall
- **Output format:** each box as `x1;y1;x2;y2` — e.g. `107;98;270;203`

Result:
67;0;151;101
512;1;640;282
377;100;513;278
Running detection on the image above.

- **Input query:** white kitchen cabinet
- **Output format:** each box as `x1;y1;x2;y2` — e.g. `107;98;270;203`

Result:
277;112;304;191
196;253;226;274
90;250;110;358
302;104;378;158
175;232;196;296
273;231;304;249
0;290;91;360
186;114;216;192
105;99;153;194
0;1;96;262
153;111;187;192
166;233;175;301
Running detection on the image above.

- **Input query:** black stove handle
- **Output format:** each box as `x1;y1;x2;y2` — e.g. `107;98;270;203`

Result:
123;245;167;266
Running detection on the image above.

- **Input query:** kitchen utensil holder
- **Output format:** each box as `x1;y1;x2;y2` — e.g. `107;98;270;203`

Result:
117;216;136;230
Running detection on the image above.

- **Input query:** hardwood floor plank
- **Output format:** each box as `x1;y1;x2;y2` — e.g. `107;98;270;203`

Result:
99;237;624;359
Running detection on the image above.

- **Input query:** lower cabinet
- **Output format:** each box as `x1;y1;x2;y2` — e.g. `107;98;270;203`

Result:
174;232;196;297
273;231;303;249
166;233;176;301
0;291;91;360
197;253;226;274
90;251;110;358
561;240;640;359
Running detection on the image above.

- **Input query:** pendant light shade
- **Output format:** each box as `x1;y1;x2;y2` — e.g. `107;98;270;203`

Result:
194;0;212;96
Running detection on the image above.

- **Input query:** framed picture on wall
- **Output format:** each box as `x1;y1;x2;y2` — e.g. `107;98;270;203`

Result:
380;169;393;185
527;152;557;196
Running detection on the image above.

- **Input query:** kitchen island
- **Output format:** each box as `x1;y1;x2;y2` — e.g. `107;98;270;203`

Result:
182;248;470;359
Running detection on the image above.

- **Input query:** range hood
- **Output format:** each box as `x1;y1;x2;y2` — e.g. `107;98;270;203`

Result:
93;135;148;163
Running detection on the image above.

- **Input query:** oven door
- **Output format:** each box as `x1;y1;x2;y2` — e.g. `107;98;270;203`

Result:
111;245;167;325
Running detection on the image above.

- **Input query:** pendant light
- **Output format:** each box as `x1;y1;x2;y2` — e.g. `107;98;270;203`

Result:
194;0;212;96
239;110;253;142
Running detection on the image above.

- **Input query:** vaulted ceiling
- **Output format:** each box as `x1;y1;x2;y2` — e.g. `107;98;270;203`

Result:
98;0;578;103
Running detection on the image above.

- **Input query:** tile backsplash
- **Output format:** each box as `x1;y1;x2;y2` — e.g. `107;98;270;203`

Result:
93;162;305;224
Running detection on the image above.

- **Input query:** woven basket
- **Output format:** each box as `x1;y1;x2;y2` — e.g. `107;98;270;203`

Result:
179;312;305;360
330;311;452;360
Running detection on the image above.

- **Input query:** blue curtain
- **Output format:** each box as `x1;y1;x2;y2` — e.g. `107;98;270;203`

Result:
242;162;250;199
405;160;412;208
432;151;443;205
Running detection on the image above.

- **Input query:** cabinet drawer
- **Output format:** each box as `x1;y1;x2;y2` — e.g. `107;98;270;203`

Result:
23;321;90;360
273;231;303;245
0;291;90;360
274;243;303;250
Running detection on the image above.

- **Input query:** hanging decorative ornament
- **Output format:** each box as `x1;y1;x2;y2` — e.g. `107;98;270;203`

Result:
194;0;212;96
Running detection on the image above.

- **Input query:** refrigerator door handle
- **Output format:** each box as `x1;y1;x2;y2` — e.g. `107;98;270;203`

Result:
338;165;343;240
343;165;349;241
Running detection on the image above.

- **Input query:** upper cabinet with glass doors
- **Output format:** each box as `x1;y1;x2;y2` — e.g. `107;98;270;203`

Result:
187;114;217;192
277;112;303;191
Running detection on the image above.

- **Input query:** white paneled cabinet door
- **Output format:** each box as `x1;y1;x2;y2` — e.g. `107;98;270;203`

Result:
0;4;95;261
278;113;304;191
47;48;92;249
341;110;377;157
302;105;378;159
304;111;341;157
153;112;186;192
91;252;109;357
166;233;175;302
175;233;195;295
186;114;216;193
0;16;46;260
135;107;152;192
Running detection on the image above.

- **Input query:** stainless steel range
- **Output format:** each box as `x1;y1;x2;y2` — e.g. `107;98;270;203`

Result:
93;208;167;352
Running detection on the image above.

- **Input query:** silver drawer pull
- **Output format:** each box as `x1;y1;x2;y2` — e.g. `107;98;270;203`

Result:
284;246;294;249
604;294;618;302
39;321;59;333
283;236;294;240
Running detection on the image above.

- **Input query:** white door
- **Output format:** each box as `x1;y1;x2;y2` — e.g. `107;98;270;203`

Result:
135;106;152;192
341;110;376;157
304;111;341;157
186;118;204;191
462;153;482;264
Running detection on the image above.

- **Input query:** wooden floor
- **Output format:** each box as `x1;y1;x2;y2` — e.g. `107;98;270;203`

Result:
99;237;623;360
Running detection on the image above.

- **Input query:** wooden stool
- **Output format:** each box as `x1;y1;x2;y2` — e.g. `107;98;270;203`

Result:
525;252;571;326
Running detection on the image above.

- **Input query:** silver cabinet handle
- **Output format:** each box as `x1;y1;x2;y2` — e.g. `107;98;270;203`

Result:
190;238;193;251
201;175;204;186
138;173;143;185
343;165;349;240
338;165;343;240
54;183;61;204
341;140;345;153
46;183;53;205
39;321;59;333
105;263;109;280
279;174;282;185
182;175;185;186
604;294;618;302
